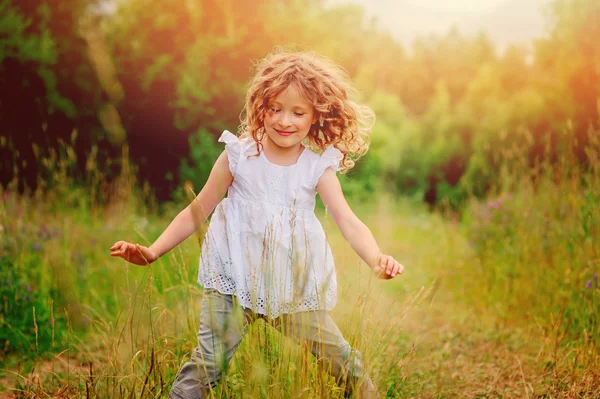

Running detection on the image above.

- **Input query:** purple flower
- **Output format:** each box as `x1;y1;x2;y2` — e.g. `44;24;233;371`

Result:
586;280;592;289
37;229;47;240
27;285;32;292
31;243;41;251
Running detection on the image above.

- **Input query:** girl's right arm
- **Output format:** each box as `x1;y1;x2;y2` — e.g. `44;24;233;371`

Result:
110;151;233;266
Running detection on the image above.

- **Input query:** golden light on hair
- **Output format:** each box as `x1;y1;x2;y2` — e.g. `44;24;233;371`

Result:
239;50;375;173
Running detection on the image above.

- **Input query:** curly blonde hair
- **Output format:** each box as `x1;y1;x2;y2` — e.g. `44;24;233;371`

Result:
239;50;375;173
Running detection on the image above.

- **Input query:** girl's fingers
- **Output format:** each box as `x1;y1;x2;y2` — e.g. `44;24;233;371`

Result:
120;243;128;254
110;242;152;266
110;241;131;252
398;263;405;274
115;247;128;257
110;242;132;257
110;241;123;251
375;253;405;279
126;243;135;258
391;262;401;277
389;261;397;276
379;257;388;275
386;257;395;275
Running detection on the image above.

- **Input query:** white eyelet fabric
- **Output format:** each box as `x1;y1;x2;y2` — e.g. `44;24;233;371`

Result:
197;130;343;317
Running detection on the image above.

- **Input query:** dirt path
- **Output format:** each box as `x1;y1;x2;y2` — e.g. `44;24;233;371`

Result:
328;209;549;398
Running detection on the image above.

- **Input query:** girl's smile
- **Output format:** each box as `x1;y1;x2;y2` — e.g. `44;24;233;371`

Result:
274;129;295;136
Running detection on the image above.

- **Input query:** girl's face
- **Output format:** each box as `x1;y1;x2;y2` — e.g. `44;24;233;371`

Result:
263;86;316;150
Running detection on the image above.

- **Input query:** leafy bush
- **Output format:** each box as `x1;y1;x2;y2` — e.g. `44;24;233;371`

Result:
177;128;222;202
0;256;66;362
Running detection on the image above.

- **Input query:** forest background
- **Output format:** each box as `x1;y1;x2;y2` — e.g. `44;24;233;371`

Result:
1;0;599;397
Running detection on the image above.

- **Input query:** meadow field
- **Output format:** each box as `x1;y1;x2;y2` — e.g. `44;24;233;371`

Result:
3;0;600;397
0;134;598;398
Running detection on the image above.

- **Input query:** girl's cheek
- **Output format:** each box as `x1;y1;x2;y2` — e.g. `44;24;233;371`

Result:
263;114;272;127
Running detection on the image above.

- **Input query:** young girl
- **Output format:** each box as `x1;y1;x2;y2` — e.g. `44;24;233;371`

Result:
110;51;404;398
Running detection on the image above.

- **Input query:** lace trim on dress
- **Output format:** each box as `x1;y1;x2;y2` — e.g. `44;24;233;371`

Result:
198;221;337;318
199;267;337;317
201;274;337;317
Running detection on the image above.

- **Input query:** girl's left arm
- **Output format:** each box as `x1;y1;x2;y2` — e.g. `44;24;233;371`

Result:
317;168;404;279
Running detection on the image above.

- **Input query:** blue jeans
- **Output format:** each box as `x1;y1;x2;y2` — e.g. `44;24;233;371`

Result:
169;289;379;398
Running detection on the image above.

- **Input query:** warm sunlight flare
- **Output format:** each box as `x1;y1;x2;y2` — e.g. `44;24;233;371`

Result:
328;0;550;49
2;0;599;397
404;0;514;12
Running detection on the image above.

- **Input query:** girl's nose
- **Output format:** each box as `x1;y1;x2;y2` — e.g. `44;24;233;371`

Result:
280;112;293;127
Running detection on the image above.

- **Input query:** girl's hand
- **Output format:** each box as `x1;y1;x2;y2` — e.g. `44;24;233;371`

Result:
373;253;404;280
110;241;158;266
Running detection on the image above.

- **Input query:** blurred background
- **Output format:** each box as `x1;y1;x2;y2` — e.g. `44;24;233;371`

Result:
2;0;598;205
1;0;599;397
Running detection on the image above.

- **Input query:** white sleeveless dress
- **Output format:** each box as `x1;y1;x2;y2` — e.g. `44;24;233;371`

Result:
197;130;343;317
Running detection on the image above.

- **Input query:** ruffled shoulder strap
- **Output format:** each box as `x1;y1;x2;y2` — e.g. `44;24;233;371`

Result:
312;145;343;187
218;130;242;175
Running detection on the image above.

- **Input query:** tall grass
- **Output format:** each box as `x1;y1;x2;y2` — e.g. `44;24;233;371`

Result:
2;128;599;397
0;139;422;398
457;127;600;392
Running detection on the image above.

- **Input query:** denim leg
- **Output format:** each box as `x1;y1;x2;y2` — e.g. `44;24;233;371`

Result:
277;311;380;399
170;290;251;399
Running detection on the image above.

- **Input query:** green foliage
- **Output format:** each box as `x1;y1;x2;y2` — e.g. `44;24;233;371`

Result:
0;256;67;362
0;0;69;116
0;1;56;64
3;0;600;207
178;128;222;200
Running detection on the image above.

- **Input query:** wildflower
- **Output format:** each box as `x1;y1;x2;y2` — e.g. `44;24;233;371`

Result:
31;243;41;251
594;273;598;284
27;285;32;292
586;280;592;289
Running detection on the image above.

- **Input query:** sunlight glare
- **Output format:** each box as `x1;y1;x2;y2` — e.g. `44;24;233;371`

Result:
403;0;509;13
